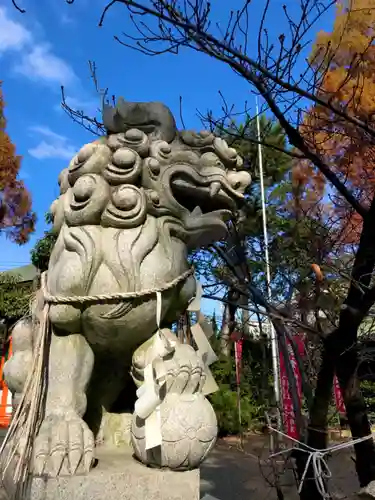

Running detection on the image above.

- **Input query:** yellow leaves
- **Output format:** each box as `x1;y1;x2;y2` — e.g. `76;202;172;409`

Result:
299;0;375;209
312;0;375;79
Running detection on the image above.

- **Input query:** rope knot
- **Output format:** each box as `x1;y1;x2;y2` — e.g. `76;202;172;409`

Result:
299;449;331;497
268;426;373;499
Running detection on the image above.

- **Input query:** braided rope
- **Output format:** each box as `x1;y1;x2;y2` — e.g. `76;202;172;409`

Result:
41;267;195;305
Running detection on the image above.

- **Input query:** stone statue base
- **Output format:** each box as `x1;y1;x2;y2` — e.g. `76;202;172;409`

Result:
27;448;199;500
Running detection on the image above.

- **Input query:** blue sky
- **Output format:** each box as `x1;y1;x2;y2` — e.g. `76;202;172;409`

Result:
0;0;335;314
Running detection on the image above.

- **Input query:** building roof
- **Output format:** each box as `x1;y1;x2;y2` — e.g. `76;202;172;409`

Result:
2;264;38;283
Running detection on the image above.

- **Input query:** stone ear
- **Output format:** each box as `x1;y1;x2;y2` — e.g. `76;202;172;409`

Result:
102;99;177;142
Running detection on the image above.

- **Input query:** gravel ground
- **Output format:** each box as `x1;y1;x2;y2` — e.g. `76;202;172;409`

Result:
201;435;359;500
0;432;362;500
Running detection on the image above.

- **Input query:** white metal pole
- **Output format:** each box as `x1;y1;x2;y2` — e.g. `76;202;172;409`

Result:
255;97;281;409
234;341;242;436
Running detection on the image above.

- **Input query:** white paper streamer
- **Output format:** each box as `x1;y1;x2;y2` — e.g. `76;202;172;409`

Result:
134;364;161;420
188;284;219;395
190;323;218;366
156;291;162;328
187;281;203;313
143;363;162;450
135;291;171;450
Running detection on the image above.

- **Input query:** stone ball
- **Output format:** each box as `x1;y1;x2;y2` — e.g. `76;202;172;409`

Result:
112;148;137;169
112;186;139;210
131;392;217;470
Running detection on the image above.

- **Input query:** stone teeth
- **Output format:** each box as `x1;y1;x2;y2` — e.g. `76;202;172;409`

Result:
209;182;221;197
191;206;202;216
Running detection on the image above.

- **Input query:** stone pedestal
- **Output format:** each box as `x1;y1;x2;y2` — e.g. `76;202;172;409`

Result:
28;448;200;500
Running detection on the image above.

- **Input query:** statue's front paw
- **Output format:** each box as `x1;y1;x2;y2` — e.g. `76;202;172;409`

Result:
33;412;94;477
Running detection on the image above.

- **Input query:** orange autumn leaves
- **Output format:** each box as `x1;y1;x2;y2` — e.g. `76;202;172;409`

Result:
0;83;35;243
295;0;375;243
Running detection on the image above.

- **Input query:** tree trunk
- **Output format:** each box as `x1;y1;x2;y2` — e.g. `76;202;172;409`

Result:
332;323;375;487
333;195;375;488
297;346;334;500
298;194;375;498
219;288;238;356
297;317;375;499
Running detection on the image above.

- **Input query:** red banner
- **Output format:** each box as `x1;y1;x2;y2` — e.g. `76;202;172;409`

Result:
333;375;346;414
234;338;243;386
231;331;243;386
279;335;305;439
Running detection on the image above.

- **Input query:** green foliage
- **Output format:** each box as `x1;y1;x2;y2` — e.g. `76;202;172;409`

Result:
361;380;375;421
210;383;262;435
0;273;32;320
216;115;347;311
223;116;291;187
31;232;57;272
30;212;57;271
209;335;272;435
211;311;218;336
216;117;313;300
220;117;292;241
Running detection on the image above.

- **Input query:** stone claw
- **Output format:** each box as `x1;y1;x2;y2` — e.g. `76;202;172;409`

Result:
164;344;205;396
33;412;94;477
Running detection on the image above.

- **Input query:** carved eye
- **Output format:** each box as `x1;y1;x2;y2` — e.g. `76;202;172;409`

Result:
200;152;224;169
227;148;238;160
227;171;252;194
214;137;238;168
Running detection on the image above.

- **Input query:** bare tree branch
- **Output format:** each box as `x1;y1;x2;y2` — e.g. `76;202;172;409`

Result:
94;0;368;217
11;0;25;13
98;1;373;137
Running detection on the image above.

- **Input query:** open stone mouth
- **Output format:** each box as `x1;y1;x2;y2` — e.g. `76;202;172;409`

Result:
170;177;237;216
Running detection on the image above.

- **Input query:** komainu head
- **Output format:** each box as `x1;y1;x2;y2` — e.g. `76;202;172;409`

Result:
51;100;251;248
